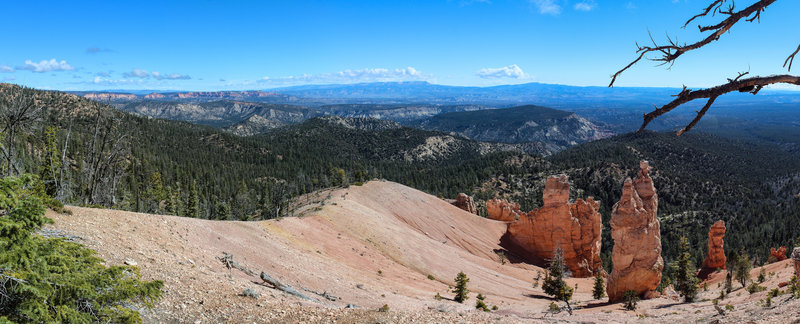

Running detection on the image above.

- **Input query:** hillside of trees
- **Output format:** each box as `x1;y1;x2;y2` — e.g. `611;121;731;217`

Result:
4;83;799;272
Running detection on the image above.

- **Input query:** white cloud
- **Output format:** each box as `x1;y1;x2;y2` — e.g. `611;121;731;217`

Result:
18;59;74;72
152;71;191;80
123;68;150;78
574;0;596;11
530;0;561;15
259;67;430;85
476;64;529;79
0;65;13;73
123;68;190;80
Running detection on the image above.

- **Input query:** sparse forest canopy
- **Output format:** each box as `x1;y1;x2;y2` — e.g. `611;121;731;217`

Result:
611;0;799;135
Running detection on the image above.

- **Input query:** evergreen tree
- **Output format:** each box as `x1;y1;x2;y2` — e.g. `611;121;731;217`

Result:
542;247;574;314
452;271;470;303
724;271;733;294
674;236;700;302
186;180;199;218
734;250;752;288
592;272;606;300
0;174;163;322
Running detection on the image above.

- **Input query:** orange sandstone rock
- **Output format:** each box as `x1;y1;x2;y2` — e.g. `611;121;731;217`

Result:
486;198;521;222
770;246;788;262
503;174;602;277
607;161;664;303
698;220;726;279
453;193;478;215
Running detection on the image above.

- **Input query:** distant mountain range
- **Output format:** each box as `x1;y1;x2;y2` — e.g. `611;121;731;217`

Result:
71;81;800;147
416;105;608;152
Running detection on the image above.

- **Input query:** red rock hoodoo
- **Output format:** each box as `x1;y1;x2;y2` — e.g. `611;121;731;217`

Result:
607;161;664;302
698;220;726;279
452;193;478;215
486;198;521;222
503;174;603;277
770;246;788;262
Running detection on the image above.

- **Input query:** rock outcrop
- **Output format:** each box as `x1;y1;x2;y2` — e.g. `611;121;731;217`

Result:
792;247;800;276
770;246;788;262
486;198;521;222
502;174;603;277
452;193;478;215
699;220;726;279
607;161;663;302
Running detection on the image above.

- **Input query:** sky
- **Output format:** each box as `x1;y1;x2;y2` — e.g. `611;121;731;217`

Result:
1;0;798;91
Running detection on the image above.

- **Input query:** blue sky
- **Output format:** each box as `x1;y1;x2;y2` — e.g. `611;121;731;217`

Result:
1;0;797;91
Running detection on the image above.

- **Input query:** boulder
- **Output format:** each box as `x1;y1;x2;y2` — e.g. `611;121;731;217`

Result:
486;198;521;222
452;193;477;215
607;161;664;302
791;247;800;276
699;220;726;279
503;174;603;277
769;246;787;262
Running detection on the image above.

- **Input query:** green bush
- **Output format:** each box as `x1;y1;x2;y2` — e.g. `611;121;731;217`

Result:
623;290;639;311
0;175;163;323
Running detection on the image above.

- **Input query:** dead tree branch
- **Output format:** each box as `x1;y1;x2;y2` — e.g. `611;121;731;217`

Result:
216;252;256;277
638;74;800;134
610;0;778;87
784;44;800;71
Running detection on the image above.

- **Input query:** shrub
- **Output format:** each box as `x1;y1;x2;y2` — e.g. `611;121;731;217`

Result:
623;290;639;311
475;294;489;312
427;274;435;280
746;282;766;294
0;175;163;323
378;304;389;312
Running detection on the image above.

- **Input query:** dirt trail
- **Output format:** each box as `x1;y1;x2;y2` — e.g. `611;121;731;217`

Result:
46;180;800;323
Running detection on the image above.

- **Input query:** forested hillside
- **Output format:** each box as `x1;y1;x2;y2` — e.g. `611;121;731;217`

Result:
474;132;800;270
5;83;800;272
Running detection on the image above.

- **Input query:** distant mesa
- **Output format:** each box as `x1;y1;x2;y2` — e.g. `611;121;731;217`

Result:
607;161;663;302
499;174;603;278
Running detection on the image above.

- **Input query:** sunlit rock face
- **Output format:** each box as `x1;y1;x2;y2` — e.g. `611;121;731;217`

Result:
607;161;663;302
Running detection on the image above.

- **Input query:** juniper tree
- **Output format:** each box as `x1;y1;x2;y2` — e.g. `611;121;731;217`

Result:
542;247;573;315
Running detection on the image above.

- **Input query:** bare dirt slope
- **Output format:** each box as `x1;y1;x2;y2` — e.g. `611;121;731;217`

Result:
46;180;800;323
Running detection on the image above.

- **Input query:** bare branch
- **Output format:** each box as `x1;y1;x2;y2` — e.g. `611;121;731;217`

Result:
684;0;725;28
610;0;777;87
638;74;800;134
784;44;800;72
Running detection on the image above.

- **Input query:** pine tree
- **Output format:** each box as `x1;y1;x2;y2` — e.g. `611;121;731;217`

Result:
186;180;199;218
542;247;574;314
734;250;752;288
592;271;606;300
674;236;700;302
452;271;470;303
0;174;163;322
